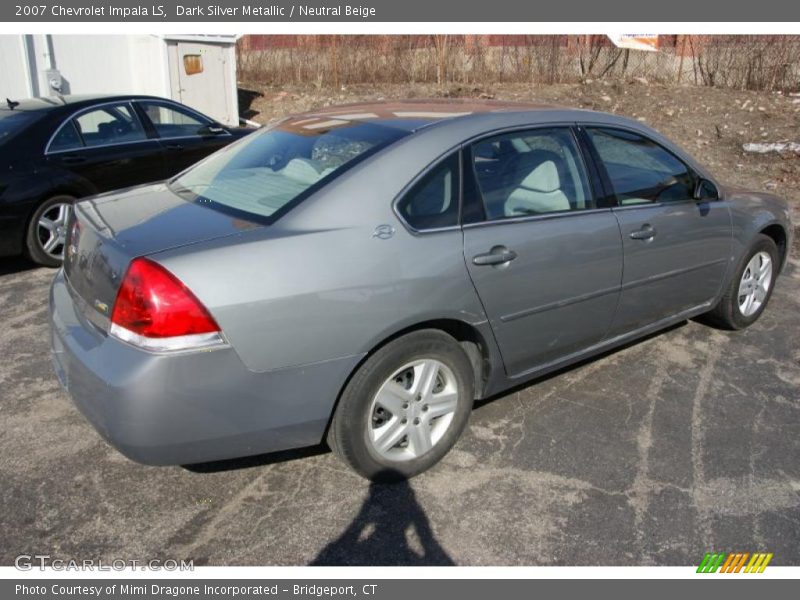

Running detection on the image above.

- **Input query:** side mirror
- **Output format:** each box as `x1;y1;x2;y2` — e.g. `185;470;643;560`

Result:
694;178;719;201
197;124;226;137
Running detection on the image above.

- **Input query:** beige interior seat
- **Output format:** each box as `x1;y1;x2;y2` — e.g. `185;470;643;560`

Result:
280;158;334;185
504;159;570;216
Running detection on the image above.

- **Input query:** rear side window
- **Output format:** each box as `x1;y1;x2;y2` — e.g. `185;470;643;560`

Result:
48;120;82;152
586;128;695;205
396;153;460;230
73;104;147;148
470;127;592;220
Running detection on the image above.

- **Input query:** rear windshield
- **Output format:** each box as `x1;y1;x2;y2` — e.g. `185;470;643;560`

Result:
169;118;408;221
0;110;43;147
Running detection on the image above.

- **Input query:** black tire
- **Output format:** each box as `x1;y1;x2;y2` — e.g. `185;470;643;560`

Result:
24;195;76;268
327;330;475;481
704;234;779;330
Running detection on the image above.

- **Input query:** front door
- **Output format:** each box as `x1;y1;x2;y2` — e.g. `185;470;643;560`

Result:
135;99;231;176
582;126;732;335
462;127;623;377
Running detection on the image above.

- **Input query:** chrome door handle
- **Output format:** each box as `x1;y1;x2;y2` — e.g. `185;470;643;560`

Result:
629;225;656;241
472;248;518;266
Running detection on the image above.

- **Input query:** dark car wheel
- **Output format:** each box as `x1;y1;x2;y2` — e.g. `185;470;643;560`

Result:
327;330;475;481
705;234;779;330
25;195;75;267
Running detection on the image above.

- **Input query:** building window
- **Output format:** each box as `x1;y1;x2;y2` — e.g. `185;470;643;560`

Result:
183;55;203;76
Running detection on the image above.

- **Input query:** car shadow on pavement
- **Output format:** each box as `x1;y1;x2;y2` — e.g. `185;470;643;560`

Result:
310;471;454;566
182;444;330;473
0;256;39;276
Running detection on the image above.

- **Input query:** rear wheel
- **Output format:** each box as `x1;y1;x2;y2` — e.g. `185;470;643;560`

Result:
25;195;75;267
327;330;474;481
705;234;779;330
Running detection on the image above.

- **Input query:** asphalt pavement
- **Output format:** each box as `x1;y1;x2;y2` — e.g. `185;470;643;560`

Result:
1;254;798;566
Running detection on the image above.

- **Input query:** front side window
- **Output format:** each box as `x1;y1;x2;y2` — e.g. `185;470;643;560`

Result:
470;127;592;220
73;104;146;147
169;118;408;221
140;101;208;138
586;127;695;205
396;153;460;230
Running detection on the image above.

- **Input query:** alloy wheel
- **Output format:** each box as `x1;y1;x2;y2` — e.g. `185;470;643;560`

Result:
368;359;459;461
36;202;72;260
737;251;773;317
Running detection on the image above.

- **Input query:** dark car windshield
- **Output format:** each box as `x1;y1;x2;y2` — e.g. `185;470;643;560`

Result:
169;118;409;221
0;109;43;147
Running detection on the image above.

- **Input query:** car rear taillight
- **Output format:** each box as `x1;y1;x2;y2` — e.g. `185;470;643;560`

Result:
109;258;225;352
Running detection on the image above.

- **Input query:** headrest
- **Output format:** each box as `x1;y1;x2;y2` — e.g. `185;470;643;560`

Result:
519;160;560;193
280;158;328;185
97;122;114;139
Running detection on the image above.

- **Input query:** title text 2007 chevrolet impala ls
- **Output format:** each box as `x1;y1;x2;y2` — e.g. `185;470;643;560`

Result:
49;100;792;479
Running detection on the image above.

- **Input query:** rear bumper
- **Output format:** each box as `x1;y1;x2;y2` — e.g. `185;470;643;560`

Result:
49;269;362;465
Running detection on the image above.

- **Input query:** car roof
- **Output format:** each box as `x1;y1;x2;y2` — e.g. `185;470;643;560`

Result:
283;99;567;133
0;94;170;114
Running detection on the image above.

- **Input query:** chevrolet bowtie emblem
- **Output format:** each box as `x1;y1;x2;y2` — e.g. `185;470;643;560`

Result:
372;224;396;240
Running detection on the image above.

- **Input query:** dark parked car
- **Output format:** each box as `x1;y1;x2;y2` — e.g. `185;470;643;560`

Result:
50;100;792;480
0;94;253;266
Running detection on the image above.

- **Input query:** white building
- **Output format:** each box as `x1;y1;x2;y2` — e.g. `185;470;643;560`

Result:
0;34;240;126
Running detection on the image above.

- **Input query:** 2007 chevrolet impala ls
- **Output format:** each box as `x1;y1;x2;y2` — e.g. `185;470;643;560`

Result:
49;100;793;480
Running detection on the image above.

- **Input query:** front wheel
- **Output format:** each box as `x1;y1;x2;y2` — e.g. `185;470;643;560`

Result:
327;330;474;481
25;195;76;267
704;234;779;330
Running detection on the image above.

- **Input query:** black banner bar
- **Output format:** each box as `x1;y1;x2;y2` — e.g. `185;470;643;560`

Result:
3;0;800;22
5;579;800;600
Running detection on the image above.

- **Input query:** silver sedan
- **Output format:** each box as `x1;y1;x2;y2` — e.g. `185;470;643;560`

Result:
49;100;793;480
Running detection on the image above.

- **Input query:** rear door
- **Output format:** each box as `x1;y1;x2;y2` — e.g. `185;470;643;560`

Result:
461;126;623;377
582;126;732;335
134;99;231;175
46;101;167;192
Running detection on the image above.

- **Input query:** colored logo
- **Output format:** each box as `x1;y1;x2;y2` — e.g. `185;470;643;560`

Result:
697;552;773;573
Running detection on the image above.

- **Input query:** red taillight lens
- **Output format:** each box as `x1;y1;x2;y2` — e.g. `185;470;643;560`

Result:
110;258;220;338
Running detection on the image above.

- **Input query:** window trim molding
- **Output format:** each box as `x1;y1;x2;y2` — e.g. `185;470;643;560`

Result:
461;206;615;230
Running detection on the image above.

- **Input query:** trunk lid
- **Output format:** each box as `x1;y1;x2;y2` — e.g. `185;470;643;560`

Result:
63;182;260;327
